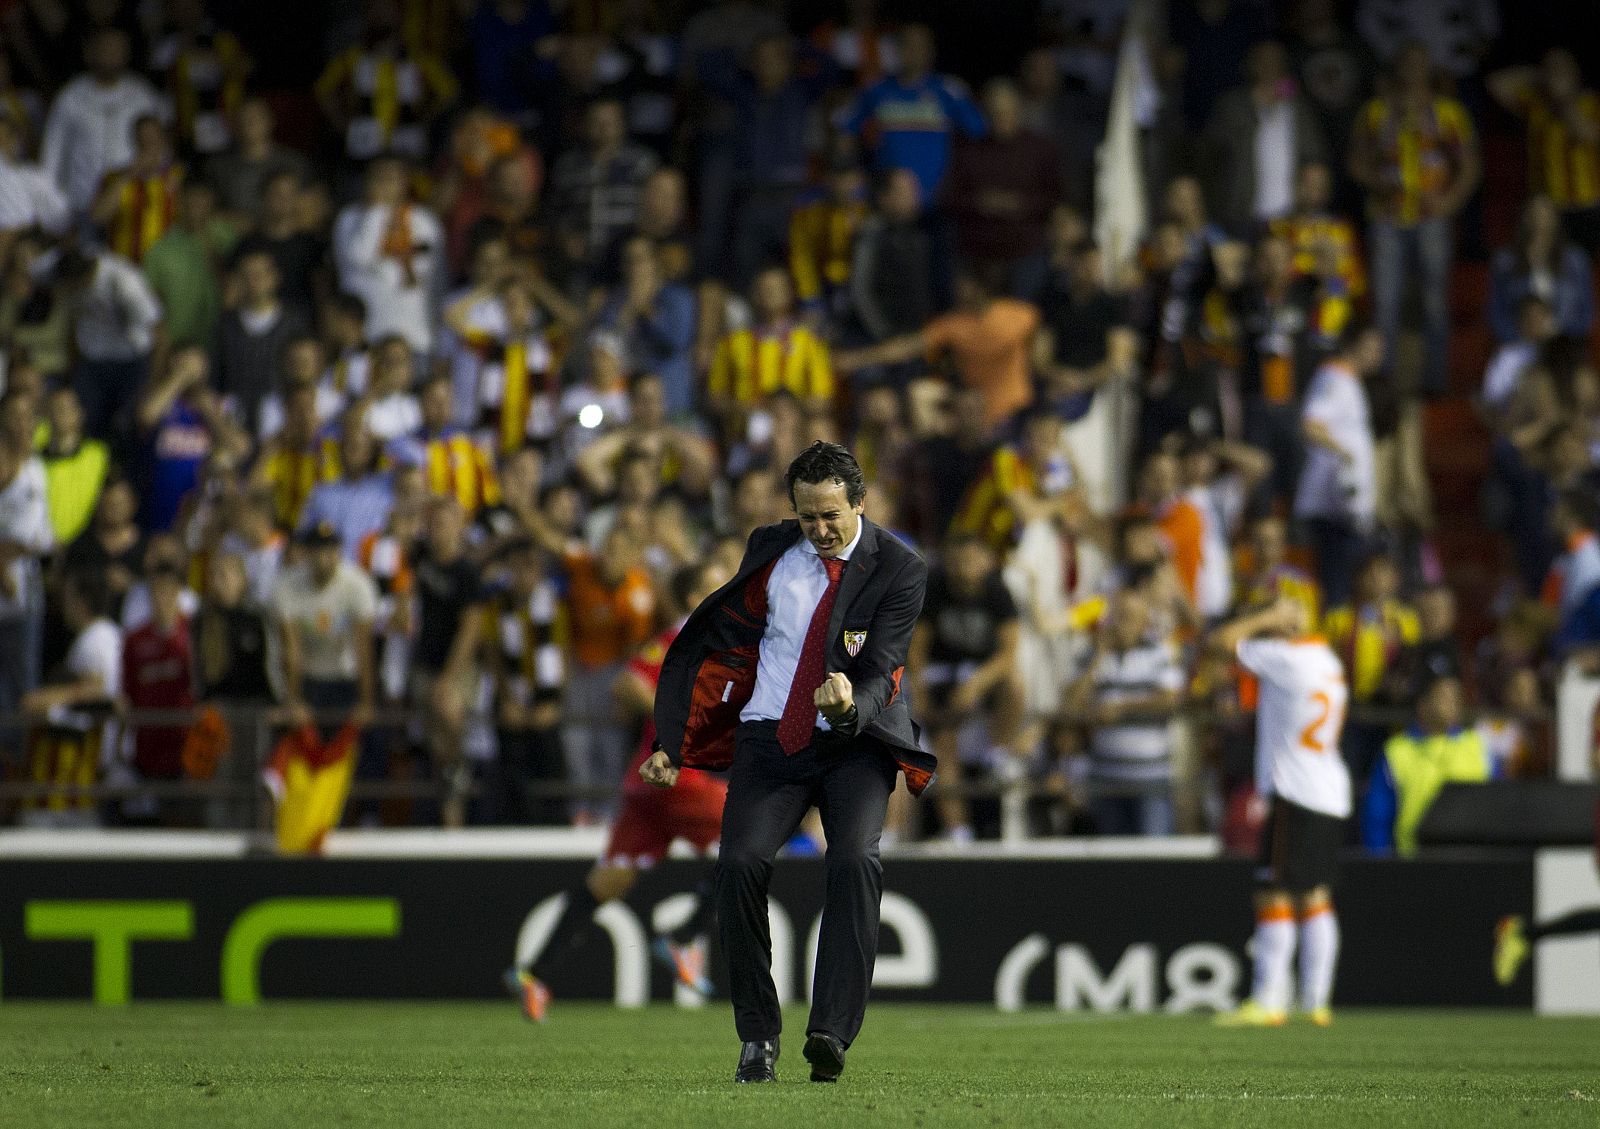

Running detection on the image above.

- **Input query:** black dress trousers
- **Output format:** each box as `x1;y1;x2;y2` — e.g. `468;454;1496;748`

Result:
715;719;898;1047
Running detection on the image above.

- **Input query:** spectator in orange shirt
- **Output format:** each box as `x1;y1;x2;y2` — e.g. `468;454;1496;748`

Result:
561;522;658;824
838;268;1046;434
1131;449;1205;604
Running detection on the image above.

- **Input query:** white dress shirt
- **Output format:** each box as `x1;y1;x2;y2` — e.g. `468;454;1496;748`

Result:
1252;99;1295;222
0;456;52;619
73;254;164;361
742;519;863;729
0;157;70;234
40;73;167;215
1293;361;1376;529
332;202;444;353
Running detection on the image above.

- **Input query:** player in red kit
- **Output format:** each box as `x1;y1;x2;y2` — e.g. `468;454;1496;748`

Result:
508;559;732;1022
120;562;196;823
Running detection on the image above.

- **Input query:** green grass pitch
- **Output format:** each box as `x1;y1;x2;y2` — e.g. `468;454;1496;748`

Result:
2;1003;1598;1128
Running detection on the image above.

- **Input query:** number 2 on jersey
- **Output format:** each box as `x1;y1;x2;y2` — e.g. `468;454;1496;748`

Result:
1298;689;1345;753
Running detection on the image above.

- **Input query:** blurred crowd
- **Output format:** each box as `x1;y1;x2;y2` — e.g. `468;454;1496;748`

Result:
1;0;1596;845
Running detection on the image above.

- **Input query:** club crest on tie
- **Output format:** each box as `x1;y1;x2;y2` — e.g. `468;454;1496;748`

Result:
843;630;867;657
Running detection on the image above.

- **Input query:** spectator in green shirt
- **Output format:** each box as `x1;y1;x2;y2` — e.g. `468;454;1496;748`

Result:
142;180;239;350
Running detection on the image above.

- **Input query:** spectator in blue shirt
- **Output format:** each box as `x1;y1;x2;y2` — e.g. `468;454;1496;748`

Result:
840;23;986;203
593;236;698;416
1487;195;1594;344
298;415;395;560
697;33;834;285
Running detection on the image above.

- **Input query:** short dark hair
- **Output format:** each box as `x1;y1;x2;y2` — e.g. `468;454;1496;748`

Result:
63;568;111;620
1557;488;1600;531
784;441;865;508
325;290;367;322
670;561;715;611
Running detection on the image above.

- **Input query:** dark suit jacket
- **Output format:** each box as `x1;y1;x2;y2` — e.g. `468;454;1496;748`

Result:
653;517;935;794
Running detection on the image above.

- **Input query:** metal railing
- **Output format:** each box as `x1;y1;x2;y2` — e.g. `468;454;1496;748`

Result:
0;697;1531;840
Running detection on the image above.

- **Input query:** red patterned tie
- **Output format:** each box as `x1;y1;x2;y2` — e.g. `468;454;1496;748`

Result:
777;555;846;754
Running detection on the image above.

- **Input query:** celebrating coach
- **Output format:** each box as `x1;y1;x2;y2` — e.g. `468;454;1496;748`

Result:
640;441;932;1084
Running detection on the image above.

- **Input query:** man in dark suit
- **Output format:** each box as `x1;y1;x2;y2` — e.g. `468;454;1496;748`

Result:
642;441;933;1084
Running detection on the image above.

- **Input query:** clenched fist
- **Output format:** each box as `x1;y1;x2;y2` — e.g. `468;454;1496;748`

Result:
638;750;679;788
815;671;854;724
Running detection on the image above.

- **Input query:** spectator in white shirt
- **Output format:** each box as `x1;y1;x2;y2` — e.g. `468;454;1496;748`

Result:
333;156;443;354
358;334;423;443
0;387;54;748
0;109;69;241
1065;584;1186;836
1479;294;1557;423
39;28;167;217
1294;319;1383;607
58;246;164;442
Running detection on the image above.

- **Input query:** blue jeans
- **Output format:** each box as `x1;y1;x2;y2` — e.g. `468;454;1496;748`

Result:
1302;515;1367;610
1091;791;1175;836
1368;217;1452;397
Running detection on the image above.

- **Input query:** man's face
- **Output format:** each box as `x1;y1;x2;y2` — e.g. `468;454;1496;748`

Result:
1295;163;1331;212
238;100;273;146
1139;454;1179;504
1;395;36;446
1420;679;1463;731
375;341;413;389
898;25;934;77
429;502;465;554
1256;236;1293;285
101;482;136;527
366;162;406;206
752;270;792;319
1544;49;1580;101
985;85;1021;137
948;539;993;593
1023;416;1062;463
791;478;862;559
285;341;323;384
1397;45;1432;91
46;390;83;439
630;376;665;428
150;575;184;622
1352;329;1385;375
180;184;215;228
421;383;452;430
239;255;278;304
588;104;625;150
343;426;377;474
641;170;685;226
617;458;657;506
1165;178;1202;225
1251;519;1286;568
545;486;580;531
881;170;920;221
309;542;341;582
285;387;318;436
1418;589;1456;639
134;118;168;161
88;31;128;79
752;36;793;89
509;549;544;595
1110;589;1149;649
1357;559;1397;603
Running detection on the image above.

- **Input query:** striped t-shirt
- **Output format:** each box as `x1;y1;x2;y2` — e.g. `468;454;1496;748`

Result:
1087;639;1184;794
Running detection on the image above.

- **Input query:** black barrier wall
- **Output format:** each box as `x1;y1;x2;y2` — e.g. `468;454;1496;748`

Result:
0;858;1533;1008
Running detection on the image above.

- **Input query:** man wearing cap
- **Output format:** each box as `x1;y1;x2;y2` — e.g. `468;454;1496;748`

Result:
269;521;379;736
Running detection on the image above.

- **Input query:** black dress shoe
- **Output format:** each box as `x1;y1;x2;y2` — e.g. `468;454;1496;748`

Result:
734;1037;779;1083
803;1031;845;1082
